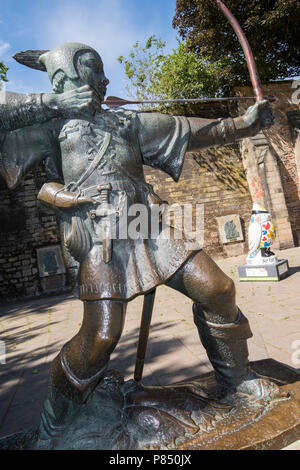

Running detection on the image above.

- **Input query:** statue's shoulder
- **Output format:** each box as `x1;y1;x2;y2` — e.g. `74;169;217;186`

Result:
102;108;138;134
104;108;137;124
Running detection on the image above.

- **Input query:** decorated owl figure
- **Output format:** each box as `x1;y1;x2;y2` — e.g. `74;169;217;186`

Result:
247;203;277;265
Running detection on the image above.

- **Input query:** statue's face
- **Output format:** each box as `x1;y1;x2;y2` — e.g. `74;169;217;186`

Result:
76;51;109;100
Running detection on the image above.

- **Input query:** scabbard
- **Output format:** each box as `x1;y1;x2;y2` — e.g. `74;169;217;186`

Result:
134;289;156;382
102;222;112;264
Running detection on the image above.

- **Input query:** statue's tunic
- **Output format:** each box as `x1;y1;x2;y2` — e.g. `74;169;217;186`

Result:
0;108;198;300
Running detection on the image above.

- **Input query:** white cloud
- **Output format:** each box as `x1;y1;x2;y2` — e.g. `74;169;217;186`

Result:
0;40;10;58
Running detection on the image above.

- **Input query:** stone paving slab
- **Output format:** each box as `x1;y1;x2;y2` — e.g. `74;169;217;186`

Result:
0;246;300;449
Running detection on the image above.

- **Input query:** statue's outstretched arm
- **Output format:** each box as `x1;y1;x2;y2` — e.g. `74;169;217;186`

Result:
0;86;102;131
0;91;57;131
188;100;274;151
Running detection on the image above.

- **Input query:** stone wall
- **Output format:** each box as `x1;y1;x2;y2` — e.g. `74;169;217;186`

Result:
0;167;61;302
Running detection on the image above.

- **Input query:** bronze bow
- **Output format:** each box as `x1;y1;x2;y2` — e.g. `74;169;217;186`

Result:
212;0;263;102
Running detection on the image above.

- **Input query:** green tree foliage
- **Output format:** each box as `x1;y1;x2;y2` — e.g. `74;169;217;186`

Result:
118;35;227;112
149;41;228;100
118;36;167;101
0;61;8;83
173;0;300;87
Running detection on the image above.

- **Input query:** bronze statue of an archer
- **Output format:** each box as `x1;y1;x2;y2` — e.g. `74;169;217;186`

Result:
0;41;283;447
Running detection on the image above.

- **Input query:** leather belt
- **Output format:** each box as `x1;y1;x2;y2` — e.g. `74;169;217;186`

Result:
80;180;136;197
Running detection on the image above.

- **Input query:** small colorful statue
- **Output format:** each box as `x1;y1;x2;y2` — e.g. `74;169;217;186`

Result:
247;203;277;265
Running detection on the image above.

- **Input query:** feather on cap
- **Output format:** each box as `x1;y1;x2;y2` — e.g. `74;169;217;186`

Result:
13;50;49;71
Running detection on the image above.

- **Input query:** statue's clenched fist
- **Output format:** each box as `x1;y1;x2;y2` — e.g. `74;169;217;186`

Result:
42;85;102;118
235;99;274;136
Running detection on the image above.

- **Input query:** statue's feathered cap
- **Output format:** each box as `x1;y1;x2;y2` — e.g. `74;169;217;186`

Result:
13;42;100;83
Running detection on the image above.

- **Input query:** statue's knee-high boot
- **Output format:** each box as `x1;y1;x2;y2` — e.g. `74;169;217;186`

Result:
192;303;288;400
38;344;108;444
193;303;253;390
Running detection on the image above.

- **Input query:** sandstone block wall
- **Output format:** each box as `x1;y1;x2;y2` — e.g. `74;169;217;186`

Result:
0;167;60;301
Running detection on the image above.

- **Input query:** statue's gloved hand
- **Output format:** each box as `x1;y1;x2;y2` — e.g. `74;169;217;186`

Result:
235;100;274;136
37;182;96;209
42;85;102;118
76;195;97;206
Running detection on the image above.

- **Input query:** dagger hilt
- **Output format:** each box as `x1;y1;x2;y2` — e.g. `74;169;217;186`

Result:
97;183;111;211
89;183;112;219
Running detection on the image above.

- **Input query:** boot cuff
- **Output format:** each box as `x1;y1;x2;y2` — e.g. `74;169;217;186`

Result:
193;305;253;340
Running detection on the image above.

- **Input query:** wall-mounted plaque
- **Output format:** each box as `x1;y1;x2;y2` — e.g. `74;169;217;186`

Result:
216;214;244;244
37;245;66;278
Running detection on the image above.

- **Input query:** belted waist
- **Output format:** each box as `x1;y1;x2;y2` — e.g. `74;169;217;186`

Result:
79;181;138;197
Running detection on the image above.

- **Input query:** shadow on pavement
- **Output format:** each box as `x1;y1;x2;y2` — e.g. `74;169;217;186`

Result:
0;301;209;438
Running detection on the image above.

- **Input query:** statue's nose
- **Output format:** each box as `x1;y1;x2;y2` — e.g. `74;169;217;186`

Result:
103;77;109;86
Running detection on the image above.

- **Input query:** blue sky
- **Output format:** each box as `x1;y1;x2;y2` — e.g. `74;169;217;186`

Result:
0;0;178;98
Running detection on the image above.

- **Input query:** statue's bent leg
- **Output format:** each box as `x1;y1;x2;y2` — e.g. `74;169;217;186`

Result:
166;250;284;399
38;299;126;443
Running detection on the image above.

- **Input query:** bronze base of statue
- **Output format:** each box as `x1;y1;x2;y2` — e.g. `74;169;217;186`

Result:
1;359;300;450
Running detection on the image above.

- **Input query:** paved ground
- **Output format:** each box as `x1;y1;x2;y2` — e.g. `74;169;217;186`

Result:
1;246;300;449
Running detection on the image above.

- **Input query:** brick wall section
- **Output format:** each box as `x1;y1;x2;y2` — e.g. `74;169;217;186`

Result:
0;167;60;302
144;147;253;260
